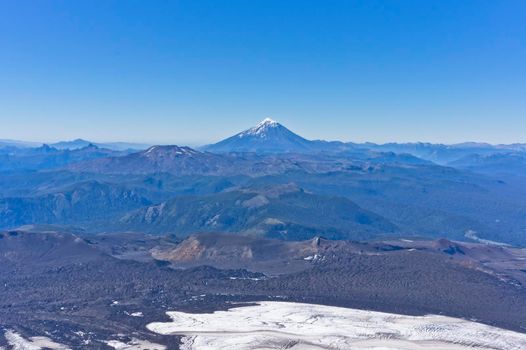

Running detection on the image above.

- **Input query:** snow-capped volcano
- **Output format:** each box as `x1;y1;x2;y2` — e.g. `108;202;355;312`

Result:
204;118;314;153
238;118;280;138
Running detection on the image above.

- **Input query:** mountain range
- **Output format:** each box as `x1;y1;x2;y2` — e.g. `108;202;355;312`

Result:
4;118;525;164
0;143;127;171
0;138;151;151
49;138;152;151
202;118;526;164
1;119;526;246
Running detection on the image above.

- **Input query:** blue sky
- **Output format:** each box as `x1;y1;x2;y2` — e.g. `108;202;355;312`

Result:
0;0;525;145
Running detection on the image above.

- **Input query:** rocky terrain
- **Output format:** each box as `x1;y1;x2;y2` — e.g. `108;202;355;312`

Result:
1;229;526;349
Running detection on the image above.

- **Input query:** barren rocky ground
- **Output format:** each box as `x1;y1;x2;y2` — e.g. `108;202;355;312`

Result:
1;230;526;349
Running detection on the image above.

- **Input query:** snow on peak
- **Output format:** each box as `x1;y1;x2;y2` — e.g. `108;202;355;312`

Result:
145;146;158;155
143;145;198;157
258;117;278;126
239;118;280;138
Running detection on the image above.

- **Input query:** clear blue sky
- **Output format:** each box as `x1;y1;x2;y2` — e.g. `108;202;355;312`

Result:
0;0;525;145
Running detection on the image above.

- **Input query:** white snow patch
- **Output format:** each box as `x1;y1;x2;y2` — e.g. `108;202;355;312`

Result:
303;254;323;261
27;337;70;350
144;146;158;154
205;214;220;226
228;276;264;281
123;311;144;317
146;301;526;350
105;339;166;350
263;217;285;225
465;230;509;246
4;330;71;350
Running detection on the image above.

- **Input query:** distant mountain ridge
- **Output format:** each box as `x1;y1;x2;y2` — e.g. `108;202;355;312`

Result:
4;120;526;164
203;119;526;165
0;138;151;151
448;152;526;175
68;142;433;176
69;145;236;175
50;139;152;151
0;139;42;149
0;143;126;171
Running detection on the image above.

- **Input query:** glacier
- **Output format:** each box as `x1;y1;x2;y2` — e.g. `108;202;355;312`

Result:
147;301;526;350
